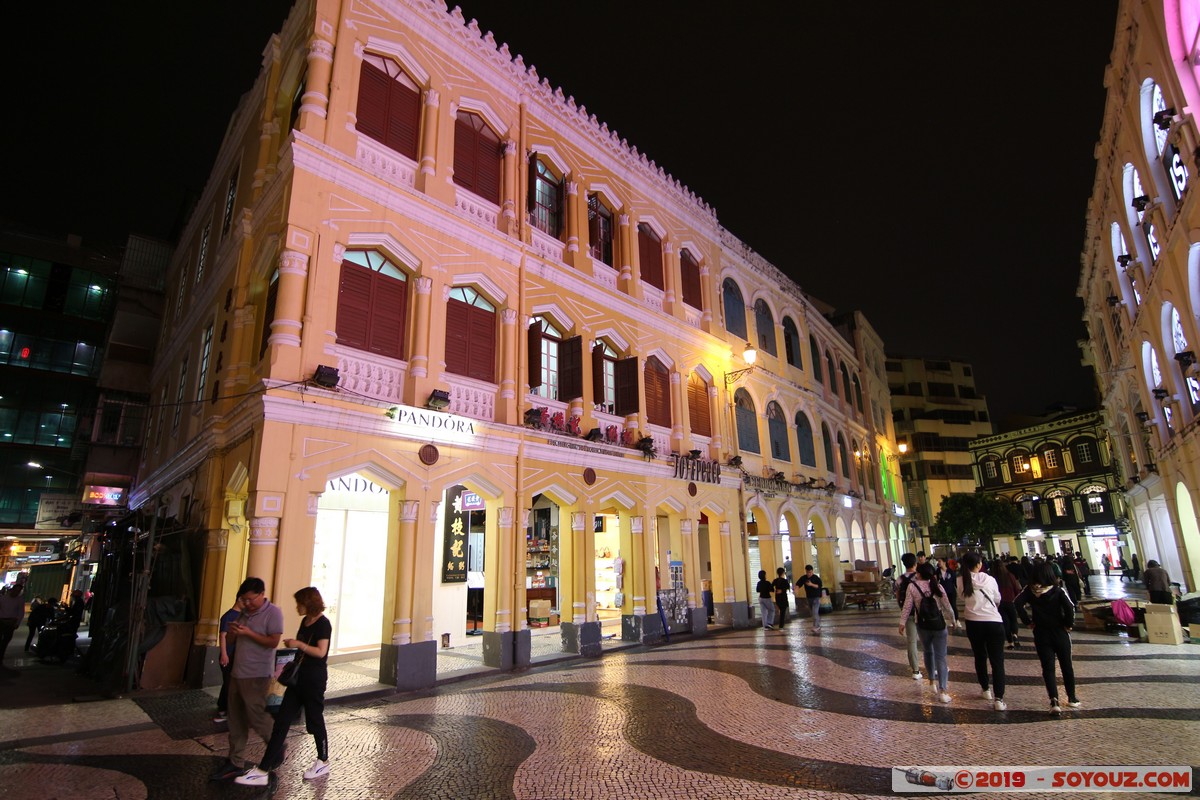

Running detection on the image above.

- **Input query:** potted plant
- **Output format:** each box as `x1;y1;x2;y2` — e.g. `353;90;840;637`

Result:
635;435;656;460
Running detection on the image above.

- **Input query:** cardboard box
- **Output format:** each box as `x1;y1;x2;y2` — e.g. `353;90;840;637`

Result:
548;612;560;625
845;571;874;582
528;599;551;617
1145;603;1185;645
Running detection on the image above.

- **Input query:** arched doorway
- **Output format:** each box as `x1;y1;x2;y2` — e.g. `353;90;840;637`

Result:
1175;482;1200;591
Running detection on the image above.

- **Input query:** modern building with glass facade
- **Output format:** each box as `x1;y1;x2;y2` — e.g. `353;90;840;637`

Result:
136;0;908;690
1078;0;1200;592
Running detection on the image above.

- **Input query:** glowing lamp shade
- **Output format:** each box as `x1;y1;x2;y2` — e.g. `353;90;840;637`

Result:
742;343;757;366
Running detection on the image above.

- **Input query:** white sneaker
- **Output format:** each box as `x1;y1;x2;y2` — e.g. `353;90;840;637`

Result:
304;759;331;780
981;687;994;701
994;699;1007;712
912;671;923;680
1050;699;1062;716
234;767;270;786
937;691;952;704
1066;699;1082;709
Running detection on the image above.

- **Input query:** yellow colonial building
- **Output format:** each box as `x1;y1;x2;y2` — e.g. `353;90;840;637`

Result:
135;0;907;689
1078;0;1200;595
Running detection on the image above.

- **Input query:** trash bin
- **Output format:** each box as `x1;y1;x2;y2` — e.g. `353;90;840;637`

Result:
831;591;846;611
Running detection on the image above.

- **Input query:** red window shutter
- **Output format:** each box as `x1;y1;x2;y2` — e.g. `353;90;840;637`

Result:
591;342;606;406
453;117;475;193
614;357;639;417
386;80;420;159
445;298;470;376
356;62;389;143
639;226;664;290
527;320;543;389
688;373;711;437
559;336;582;400
476;137;501;204
680;250;702;309
466;304;495;382
645;359;670;427
336;265;373;351
367;276;407;359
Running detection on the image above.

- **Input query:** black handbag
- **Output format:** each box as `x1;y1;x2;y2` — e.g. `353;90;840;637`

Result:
278;653;303;686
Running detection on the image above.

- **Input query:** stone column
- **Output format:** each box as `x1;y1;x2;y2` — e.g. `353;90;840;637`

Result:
195;527;230;688
268;249;307;350
561;511;602;656
299;37;334;137
483;506;516;669
498;308;518;422
416;88;440;191
247;517;279;595
681;518;707;636
618;213;633;290
381;500;435;690
565;181;580;255
501;140;518;234
669;370;685;455
662;239;678;313
513;508;532;666
409;276;433;380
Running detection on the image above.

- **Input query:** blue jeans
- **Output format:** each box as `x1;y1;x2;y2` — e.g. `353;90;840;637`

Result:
917;626;949;691
809;597;822;629
759;597;776;628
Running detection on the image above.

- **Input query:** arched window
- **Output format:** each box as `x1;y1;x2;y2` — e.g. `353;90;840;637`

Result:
852;439;865;487
826;352;836;394
734;389;760;454
528;316;581;401
840;363;852;402
1171;305;1200;412
1080;484;1109;516
687;371;711;438
782;317;802;369
680;249;702;310
723;279;747;338
453;112;501;203
529;158;564;238
356;55;420;159
821;422;834;472
1148;346;1175;433
1149;81;1189;202
336;249;409;360
588;195;615;266
644;356;671;428
1127;164;1161;264
980;455;1003;486
1110;222;1140;307
810;335;823;382
1045;488;1071;519
767;401;789;461
795;411;816;467
836;432;849;478
446;286;495;382
852;374;863;412
638;223;664;290
754;299;776;357
592;340;618;413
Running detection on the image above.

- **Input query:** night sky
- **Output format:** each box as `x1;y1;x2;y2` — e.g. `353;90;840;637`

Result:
0;2;1118;426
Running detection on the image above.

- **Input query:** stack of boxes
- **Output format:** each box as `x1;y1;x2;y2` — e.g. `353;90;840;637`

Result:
528;599;551;627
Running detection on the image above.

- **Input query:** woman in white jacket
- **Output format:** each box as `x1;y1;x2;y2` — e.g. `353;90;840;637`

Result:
957;552;1007;711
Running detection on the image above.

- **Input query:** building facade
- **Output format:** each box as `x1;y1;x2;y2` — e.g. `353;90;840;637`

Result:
1078;0;1200;592
886;356;993;554
136;0;907;690
969;411;1127;564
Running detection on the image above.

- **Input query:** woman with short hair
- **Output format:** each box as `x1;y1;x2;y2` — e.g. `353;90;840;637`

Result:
236;586;332;785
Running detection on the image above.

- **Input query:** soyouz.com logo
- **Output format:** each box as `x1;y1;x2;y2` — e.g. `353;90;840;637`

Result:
893;766;1192;793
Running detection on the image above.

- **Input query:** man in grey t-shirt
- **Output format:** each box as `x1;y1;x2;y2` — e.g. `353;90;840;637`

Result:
212;577;283;780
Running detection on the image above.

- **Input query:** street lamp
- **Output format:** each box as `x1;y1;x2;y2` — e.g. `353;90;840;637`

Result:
723;343;758;387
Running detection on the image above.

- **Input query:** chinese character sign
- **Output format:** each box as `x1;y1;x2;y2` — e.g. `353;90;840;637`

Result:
442;485;469;583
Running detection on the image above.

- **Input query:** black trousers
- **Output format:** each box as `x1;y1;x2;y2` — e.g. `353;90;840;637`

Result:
998;601;1019;642
216;660;233;713
260;669;328;770
965;620;1007;699
1149;590;1174;604
775;597;789;626
1033;627;1076;702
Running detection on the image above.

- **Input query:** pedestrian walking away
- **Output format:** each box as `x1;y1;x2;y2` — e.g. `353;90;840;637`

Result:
773;568;791;628
755;571;777;630
0;581;26;672
896;553;923;680
1014;562;1081;715
995;560;1022;649
899;562;958;704
213;596;245;723
25;596;55;654
796;564;824;632
958;552;1007;712
1142;560;1174;604
237;586;333;785
211;577;284;781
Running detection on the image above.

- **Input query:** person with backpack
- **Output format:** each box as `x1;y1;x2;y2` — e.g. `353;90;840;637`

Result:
896;553;922;680
958;552;1008;712
994;560;1022;650
899;561;958;703
773;568;791;628
1014;562;1080;716
755;570;777;631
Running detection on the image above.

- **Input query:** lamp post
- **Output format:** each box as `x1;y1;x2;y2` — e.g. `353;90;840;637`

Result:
722;343;757;465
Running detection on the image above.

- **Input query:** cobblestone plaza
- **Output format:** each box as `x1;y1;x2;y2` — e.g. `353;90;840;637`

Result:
2;593;1197;799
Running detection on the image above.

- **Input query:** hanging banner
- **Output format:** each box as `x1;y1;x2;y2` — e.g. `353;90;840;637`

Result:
442;485;469;583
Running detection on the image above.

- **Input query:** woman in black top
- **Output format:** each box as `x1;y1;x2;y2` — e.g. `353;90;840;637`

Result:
1014;563;1079;716
236;586;332;785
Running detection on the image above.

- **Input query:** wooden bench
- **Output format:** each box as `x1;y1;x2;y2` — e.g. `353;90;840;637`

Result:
841;581;881;609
